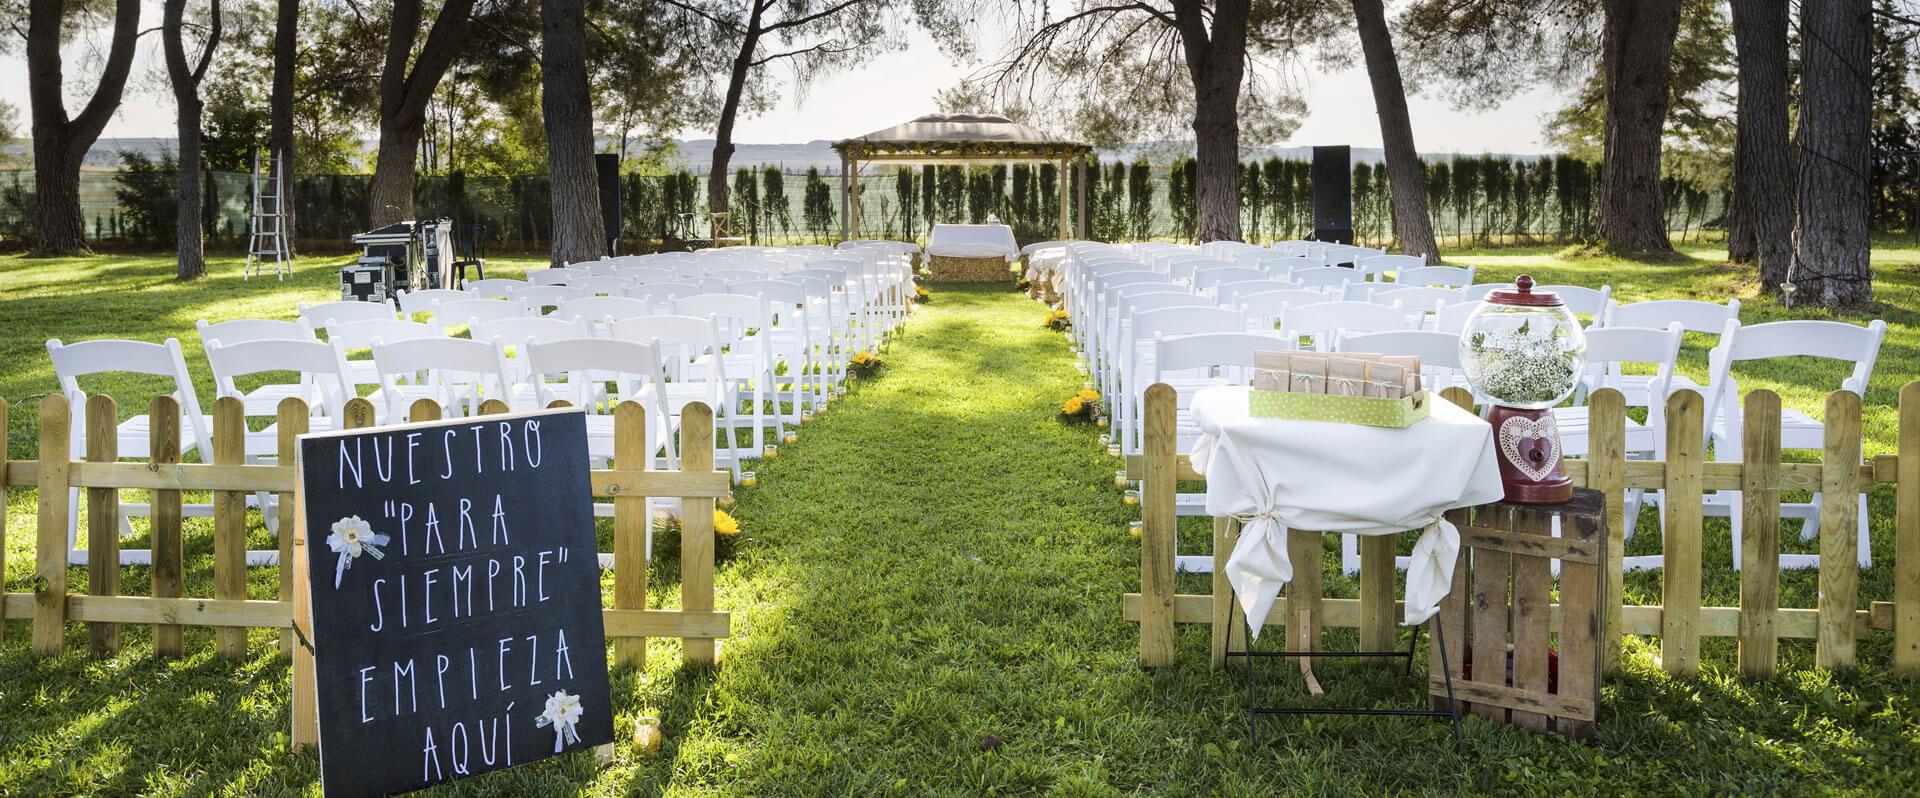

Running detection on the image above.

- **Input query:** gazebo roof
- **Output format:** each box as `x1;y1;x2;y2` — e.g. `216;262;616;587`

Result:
833;113;1091;161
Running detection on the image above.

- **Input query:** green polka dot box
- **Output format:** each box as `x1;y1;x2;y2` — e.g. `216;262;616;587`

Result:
1248;389;1432;428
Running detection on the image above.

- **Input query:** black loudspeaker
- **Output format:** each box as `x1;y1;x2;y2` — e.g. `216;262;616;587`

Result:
595;153;622;252
1311;145;1354;245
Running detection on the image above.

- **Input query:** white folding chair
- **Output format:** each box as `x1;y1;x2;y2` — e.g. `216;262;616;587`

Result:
469;315;599;410
608;315;743;479
1354;253;1426;282
196;318;319;414
1704;319;1887;570
324;317;444;401
527;269;575;286
1291;266;1363;293
1537;284;1613;327
47;337;214;564
1601;298;1741;403
554;296;656;325
512;285;590;315
674;292;784;452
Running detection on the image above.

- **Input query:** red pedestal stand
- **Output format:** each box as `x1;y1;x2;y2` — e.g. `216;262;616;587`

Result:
1486;404;1572;504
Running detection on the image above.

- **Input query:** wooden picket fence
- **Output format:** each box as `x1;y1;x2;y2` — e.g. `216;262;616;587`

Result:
0;393;731;743
1125;380;1920;680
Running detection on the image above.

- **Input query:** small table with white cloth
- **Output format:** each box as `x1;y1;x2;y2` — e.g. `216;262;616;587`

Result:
1187;385;1503;747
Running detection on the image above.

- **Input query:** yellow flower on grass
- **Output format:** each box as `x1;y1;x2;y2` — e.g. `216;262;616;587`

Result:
852;350;874;365
714;509;741;537
1077;388;1100;403
916;286;930;297
1062;397;1086;415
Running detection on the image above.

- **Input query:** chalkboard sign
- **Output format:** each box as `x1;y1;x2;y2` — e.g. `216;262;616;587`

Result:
297;409;612;797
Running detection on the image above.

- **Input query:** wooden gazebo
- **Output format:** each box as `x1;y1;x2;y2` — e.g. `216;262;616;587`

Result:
832;113;1094;243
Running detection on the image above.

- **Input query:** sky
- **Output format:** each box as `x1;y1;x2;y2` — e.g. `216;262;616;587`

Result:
0;17;1569;156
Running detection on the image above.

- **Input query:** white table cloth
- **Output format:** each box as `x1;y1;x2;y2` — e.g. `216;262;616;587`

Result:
928;223;1020;262
1189;386;1503;637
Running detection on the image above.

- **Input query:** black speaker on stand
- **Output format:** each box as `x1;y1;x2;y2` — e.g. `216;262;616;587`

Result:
1311;145;1354;246
596;153;622;255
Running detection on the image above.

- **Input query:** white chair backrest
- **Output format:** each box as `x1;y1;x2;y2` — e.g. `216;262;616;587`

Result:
1435;299;1484;334
1711;319;1887;397
1193;267;1271;294
1130;305;1245;345
527;269;574;287
1335;329;1470;391
371;337;515;416
1581;323;1684;404
469;316;595;350
512;285;590;314
1124;293;1215;316
325;317;444;354
619;267;678;283
1395;265;1476;288
203;338;353;414
395;288;468;316
1154;331;1292;384
1370;285;1464;309
1536;284;1612;325
673;293;770;344
462;278;527;299
554;296;656;324
1236;289;1332;329
1459;283;1502;301
1291;267;1362;292
47;337;210;451
197;317;314;347
433;298;522;328
1607;298;1740;335
299;300;396;330
1216;279;1300;305
1280;300;1410;351
1353;254;1425;282
521;338;667;409
571;275;633;296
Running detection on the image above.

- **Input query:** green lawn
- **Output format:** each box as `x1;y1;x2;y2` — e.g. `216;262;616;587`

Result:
1;246;1919;794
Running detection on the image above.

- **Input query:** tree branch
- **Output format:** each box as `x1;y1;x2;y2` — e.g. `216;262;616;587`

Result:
749;38;857;67
759;0;872;35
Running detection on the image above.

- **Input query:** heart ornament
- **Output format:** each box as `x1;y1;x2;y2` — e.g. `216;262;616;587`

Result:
1499;414;1562;482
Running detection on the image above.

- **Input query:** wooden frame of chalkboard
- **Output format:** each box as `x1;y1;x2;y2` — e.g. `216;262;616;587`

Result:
292;407;613;796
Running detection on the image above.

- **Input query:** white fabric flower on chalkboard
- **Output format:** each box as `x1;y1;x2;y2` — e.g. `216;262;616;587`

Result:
535;690;584;752
325;515;390;589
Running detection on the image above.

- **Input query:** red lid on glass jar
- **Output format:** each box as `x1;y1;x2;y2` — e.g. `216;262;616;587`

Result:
1485;274;1563;307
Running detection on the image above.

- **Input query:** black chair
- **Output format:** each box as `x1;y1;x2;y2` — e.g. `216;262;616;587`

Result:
452;223;485;286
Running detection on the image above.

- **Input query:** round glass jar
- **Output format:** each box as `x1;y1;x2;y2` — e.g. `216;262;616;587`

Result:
1458;275;1588;410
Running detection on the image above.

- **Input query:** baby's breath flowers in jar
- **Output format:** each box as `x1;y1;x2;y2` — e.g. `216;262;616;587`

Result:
1458;275;1587;503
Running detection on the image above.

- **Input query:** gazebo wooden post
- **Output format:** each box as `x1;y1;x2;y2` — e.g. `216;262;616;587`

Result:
1057;157;1070;239
838;151;852;242
1075;154;1089;239
849;158;862;241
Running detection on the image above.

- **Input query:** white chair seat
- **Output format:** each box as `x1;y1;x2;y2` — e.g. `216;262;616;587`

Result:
1553;405;1657;458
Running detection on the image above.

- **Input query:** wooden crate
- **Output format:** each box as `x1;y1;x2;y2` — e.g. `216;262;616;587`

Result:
1429;490;1606;739
927;254;1013;282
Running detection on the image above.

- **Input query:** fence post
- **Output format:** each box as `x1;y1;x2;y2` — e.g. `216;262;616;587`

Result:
681;402;719;666
1739;390;1782;678
275;398;310;658
1818;390;1862;670
1587;387;1627;673
212;397;248;660
34;394;71;655
86;395;120;656
408;398;442;423
151;396;184;657
613;401;651;669
1898;381;1920;677
1661;389;1704;677
1140;383;1177;667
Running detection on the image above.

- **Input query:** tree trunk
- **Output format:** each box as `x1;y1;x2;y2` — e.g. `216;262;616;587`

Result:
367;0;476;228
1177;0;1248;242
271;0;299;251
541;0;606;267
1595;0;1681;256
164;0;219;280
1728;0;1792;290
1788;0;1874;307
1351;0;1442;263
25;0;142;256
707;23;762;221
